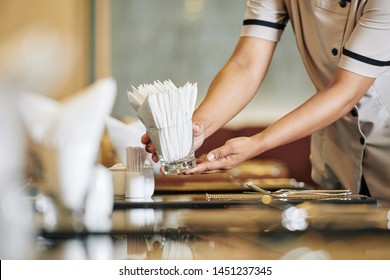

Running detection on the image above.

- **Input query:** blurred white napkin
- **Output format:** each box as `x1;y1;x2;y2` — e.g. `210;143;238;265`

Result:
105;116;146;164
18;77;117;212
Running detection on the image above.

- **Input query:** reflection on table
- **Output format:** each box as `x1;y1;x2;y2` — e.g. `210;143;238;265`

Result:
4;160;390;260
32;191;390;260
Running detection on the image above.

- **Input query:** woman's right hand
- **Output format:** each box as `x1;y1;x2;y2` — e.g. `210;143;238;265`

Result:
192;121;205;152
141;132;158;162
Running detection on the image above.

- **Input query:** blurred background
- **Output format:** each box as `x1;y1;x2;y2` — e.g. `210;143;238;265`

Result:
111;0;315;127
1;0;314;125
0;0;316;178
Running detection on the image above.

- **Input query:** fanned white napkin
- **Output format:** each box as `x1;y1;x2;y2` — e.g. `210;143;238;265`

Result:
18;77;117;212
127;80;197;131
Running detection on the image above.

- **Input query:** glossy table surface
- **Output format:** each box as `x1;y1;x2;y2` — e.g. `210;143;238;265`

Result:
29;172;390;260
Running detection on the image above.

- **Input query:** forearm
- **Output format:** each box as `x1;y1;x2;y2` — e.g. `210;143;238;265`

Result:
252;68;375;155
193;37;277;139
193;62;259;138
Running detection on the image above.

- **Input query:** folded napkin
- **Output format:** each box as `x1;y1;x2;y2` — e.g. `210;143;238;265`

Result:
18;77;117;212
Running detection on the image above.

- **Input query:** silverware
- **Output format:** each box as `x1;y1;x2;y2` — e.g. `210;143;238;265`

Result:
244;181;353;200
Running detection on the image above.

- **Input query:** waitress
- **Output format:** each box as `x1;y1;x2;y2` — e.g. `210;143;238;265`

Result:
145;0;390;203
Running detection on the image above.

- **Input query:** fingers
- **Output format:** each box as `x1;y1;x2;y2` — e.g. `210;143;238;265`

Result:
207;144;232;163
151;153;159;163
146;143;156;154
191;154;227;173
141;133;150;145
186;137;256;174
141;132;159;162
192;122;204;151
185;145;234;174
193;122;201;136
196;154;208;164
141;132;157;155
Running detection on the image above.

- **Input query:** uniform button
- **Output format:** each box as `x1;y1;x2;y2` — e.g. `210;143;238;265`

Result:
339;0;347;8
332;48;338;56
351;108;358;117
360;137;365;145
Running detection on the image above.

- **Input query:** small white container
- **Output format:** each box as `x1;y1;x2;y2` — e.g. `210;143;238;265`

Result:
110;164;155;198
125;165;155;198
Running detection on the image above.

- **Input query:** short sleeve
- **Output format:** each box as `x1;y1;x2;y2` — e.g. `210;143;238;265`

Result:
240;0;289;42
338;0;390;78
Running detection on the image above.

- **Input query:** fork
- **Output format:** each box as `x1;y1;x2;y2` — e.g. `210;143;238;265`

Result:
244;181;352;200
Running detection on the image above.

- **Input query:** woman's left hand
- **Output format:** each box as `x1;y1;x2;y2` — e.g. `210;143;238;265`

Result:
185;136;259;174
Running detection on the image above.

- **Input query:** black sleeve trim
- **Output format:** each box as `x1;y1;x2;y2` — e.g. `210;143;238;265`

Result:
343;48;390;67
243;19;286;30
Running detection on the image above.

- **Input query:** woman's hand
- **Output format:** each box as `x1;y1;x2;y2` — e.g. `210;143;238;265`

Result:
185;136;259;174
141;133;159;162
192;121;205;152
